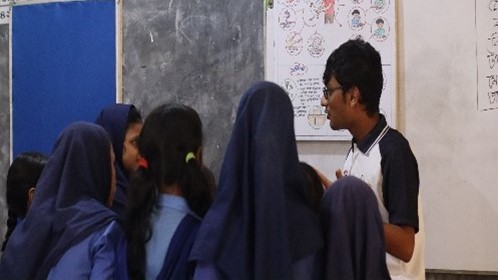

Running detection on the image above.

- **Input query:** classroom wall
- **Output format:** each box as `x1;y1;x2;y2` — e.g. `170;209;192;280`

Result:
299;0;498;273
0;24;9;250
1;0;497;275
401;0;498;272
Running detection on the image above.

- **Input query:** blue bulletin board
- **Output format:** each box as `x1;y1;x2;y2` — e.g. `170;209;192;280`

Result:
11;0;118;157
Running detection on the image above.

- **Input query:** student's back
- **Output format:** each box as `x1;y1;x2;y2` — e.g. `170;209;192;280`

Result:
319;176;390;279
122;103;212;280
189;81;323;280
0;122;121;280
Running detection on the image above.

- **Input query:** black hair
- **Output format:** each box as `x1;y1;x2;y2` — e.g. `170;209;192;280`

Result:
376;18;384;24
352;9;360;15
300;162;324;214
126;105;142;131
1;152;48;251
201;164;217;198
322;38;383;116
125;103;213;279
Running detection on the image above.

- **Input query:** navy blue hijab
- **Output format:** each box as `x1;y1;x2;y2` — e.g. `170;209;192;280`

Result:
95;104;134;218
189;81;323;279
319;176;390;279
0;122;118;280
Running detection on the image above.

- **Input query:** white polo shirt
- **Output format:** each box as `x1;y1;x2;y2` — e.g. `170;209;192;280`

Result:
342;115;425;280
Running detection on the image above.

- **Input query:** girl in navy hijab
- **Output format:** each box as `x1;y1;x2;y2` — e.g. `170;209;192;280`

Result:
189;81;323;279
0;122;121;279
95;103;143;220
319;176;390;279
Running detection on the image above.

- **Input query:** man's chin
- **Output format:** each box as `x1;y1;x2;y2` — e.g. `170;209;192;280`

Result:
329;122;339;131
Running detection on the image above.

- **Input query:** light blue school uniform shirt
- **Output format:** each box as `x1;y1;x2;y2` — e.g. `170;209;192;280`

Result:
145;194;191;280
47;220;123;279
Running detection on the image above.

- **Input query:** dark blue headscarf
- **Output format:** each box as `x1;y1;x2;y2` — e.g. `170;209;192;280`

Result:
189;81;323;279
0;122;118;280
95;104;134;218
319;176;390;279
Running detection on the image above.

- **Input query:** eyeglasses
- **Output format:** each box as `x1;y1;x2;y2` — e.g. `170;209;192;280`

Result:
322;86;343;99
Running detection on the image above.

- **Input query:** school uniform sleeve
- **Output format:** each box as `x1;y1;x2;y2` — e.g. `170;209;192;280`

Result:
47;221;123;280
380;132;420;232
89;221;124;279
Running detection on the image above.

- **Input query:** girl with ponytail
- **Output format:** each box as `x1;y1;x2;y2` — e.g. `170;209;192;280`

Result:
123;103;213;280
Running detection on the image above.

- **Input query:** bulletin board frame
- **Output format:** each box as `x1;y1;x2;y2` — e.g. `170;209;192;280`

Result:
9;0;122;158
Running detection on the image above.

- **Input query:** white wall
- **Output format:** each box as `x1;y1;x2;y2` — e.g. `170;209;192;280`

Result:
297;141;349;182
297;0;498;272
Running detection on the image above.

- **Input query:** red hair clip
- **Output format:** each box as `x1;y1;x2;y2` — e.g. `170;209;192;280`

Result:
138;157;149;169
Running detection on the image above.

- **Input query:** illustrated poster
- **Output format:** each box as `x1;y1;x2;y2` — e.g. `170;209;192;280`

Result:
266;0;396;140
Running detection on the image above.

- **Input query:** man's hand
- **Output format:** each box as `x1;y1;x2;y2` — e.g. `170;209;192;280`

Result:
335;169;343;179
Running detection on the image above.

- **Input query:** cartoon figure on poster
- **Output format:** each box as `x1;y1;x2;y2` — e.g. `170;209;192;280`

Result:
279;8;297;31
371;17;389;42
303;0;327;27
290;62;308;76
371;0;387;12
282;78;299;101
348;8;365;31
307;32;325;58
285;31;304;56
324;0;341;26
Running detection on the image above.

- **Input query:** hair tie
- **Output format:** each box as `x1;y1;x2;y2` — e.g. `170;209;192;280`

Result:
185;152;196;163
138;157;149;169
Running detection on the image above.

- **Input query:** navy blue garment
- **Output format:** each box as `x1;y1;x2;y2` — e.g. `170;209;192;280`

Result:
156;214;200;279
95;104;135;219
115;214;200;280
0;122;118;280
319;176;390;280
189;81;323;279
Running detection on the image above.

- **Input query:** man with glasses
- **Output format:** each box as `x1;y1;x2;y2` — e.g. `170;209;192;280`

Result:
320;39;425;280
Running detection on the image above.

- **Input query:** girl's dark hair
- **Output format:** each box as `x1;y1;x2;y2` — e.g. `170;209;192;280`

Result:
2;152;48;251
126;105;142;130
300;162;324;214
125;103;213;279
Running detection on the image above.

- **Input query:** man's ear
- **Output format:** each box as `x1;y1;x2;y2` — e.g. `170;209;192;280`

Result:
349;86;361;107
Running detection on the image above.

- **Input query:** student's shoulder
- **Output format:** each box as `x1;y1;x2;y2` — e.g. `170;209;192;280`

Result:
381;127;410;145
89;220;124;250
379;128;415;158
